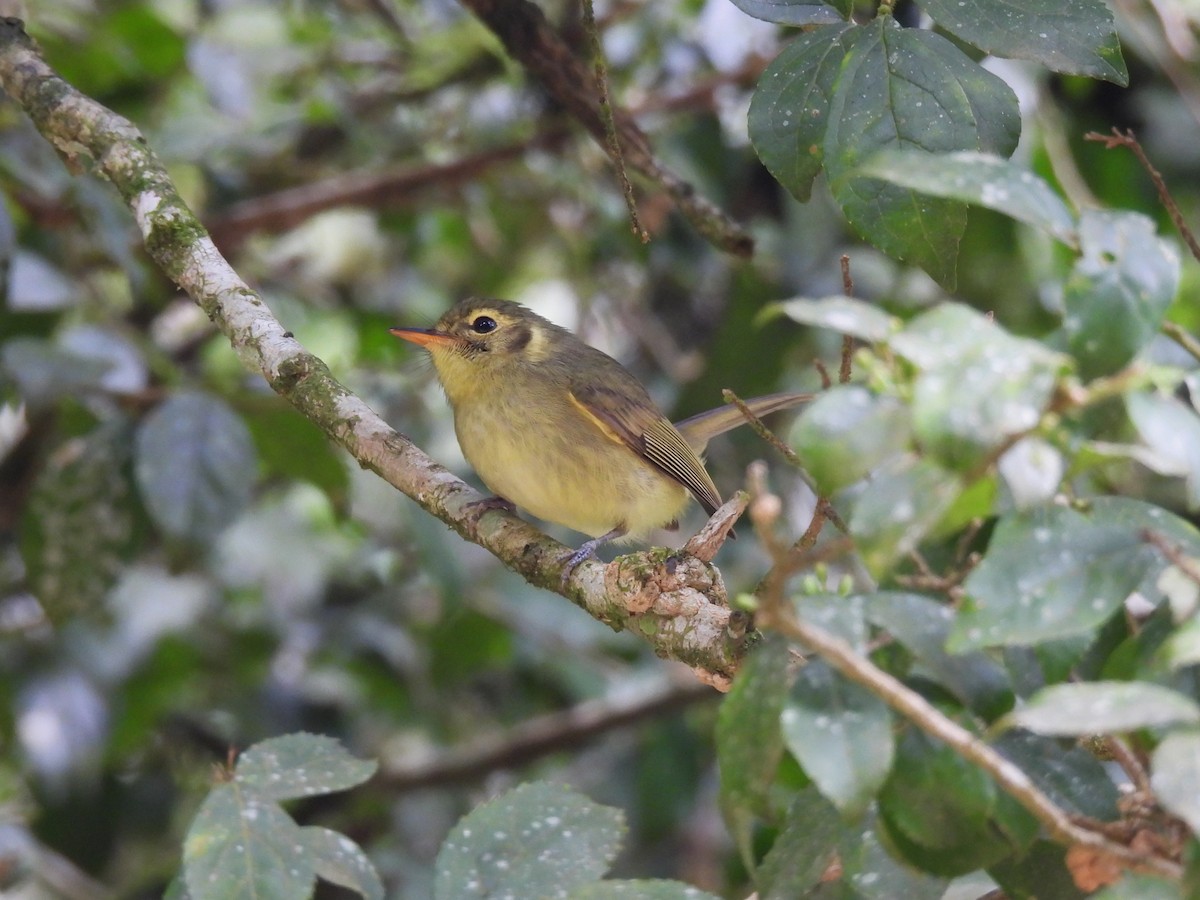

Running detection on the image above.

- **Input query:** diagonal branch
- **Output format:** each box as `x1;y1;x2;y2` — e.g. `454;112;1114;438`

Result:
458;0;754;257
0;17;747;684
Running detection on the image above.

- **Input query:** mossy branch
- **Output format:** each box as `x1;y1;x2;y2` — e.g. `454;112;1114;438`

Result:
0;17;746;685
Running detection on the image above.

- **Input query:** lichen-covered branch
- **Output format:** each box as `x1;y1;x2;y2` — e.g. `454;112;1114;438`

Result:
0;17;747;684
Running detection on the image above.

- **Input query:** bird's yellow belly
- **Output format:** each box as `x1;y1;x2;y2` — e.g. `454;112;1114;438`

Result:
453;406;689;539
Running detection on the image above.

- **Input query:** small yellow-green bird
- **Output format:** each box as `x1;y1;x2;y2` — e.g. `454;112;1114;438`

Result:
391;298;809;571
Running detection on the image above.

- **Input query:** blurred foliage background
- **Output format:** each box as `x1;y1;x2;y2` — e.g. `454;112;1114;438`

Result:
1;0;1199;896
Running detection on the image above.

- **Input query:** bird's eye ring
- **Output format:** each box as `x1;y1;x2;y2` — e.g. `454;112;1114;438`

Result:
471;316;498;334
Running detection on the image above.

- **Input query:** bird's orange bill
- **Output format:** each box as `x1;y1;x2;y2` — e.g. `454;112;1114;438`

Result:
389;327;459;349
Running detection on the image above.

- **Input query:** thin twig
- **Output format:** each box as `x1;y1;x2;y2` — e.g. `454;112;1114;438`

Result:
459;0;753;256
838;255;855;383
1085;127;1200;264
580;0;646;242
1162;321;1200;365
758;605;1183;881
379;676;716;790
1105;736;1154;796
1143;529;1200;588
721;389;802;467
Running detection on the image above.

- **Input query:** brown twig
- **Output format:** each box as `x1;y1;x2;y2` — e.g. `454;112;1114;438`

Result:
458;0;753;256
1085;128;1200;264
838;255;855;383
580;0;646;242
1142;529;1200;588
206;135;565;250
379;675;716;790
721;389;803;467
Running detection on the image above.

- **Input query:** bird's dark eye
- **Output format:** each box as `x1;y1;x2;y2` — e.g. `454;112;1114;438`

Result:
471;316;498;334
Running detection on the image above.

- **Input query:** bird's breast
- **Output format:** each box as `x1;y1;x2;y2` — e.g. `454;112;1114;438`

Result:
451;389;689;539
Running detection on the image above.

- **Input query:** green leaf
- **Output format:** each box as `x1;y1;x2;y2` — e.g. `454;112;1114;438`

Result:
781;660;894;817
1150;729;1200;834
756;787;841;899
988;840;1090;900
853;151;1078;246
878;725;1032;876
837;813;947;899
568;881;722;899
301;826;384;900
750;24;861;202
1000;682;1200;735
0;337;113;410
1127;391;1200;510
950;499;1200;650
920;0;1127;83
1093;873;1184;899
794;593;868;651
135;391;258;542
434;782;623;900
790;387;911;494
1063;210;1180;380
823;20;1020;288
767;296;898;342
21;422;136;624
183;783;313;900
890;304;1067;471
848;456;962;577
992;731;1119;820
728;0;848;26
716;635;792;865
864;592;1012;719
236;733;377;801
246;404;349;501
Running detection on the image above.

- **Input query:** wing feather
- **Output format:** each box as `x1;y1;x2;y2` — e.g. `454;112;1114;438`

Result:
570;385;722;515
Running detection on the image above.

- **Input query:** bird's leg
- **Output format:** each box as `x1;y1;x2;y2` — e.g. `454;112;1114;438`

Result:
465;495;517;516
560;525;627;586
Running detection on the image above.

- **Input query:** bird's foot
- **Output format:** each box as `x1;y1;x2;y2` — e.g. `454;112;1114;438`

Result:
559;526;626;588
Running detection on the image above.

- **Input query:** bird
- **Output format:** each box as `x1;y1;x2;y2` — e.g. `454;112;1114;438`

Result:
390;298;810;574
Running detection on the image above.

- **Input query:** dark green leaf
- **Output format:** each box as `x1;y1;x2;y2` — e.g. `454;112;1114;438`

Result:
950;499;1200;650
790;387;911;494
1150;729;1200;834
1127;392;1200;510
1092;873;1184;899
301;826;384;900
756;787;841;900
890;304;1067;471
749;25;860;202
236;733;377;801
864;592;1012;719
920;0;1127;83
134;391;258;542
768;296;898;342
992;731;1119;820
848;456;962;577
1;337;112;411
717;635;793;865
854;151;1078;246
183;783;313;900
246;404;349;501
782;660;894;816
837;813;947;899
21;422;136;624
729;0;848;26
1063;211;1180;380
434;782;623;900
823;20;1020;288
1000;682;1200;735
988;840;1089;900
